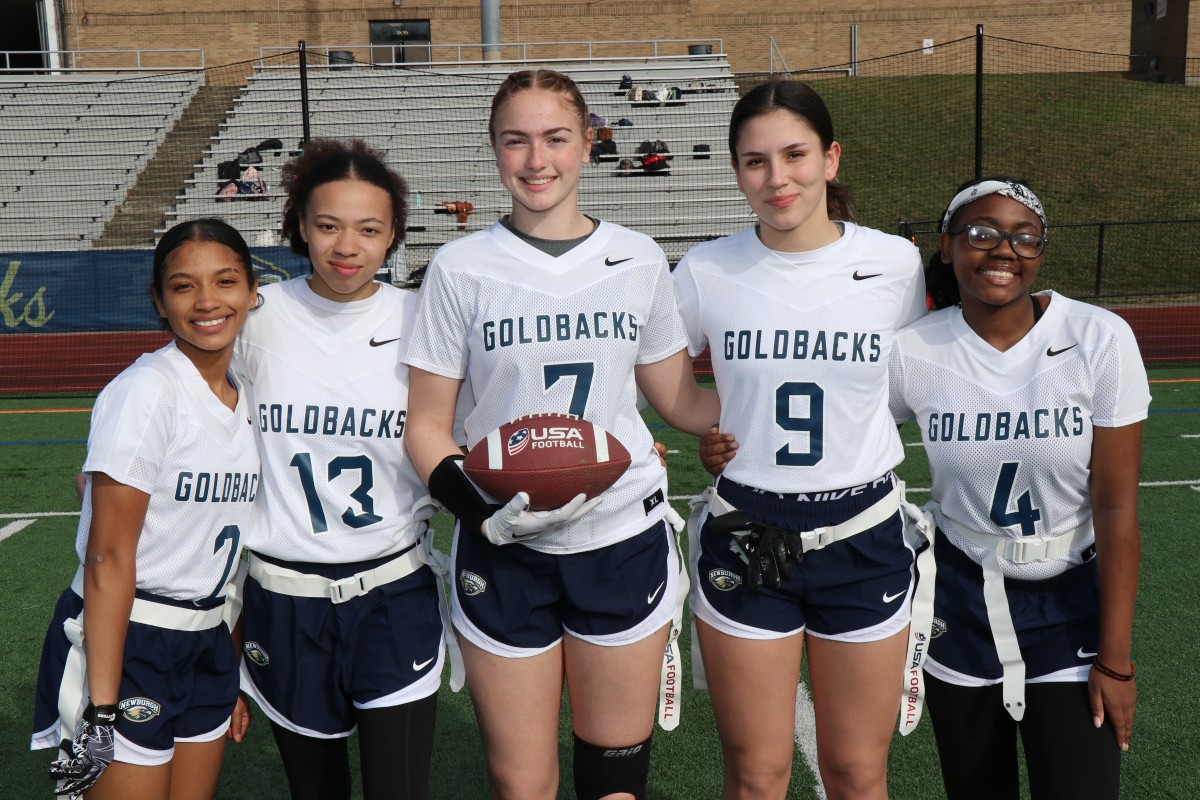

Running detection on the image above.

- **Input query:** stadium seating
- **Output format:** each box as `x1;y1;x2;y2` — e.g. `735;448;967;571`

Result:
0;73;202;251
165;56;744;265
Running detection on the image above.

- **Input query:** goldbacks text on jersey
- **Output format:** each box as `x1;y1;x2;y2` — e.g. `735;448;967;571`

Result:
235;277;427;564
889;291;1151;580
673;223;926;493
78;343;259;602
404;220;687;554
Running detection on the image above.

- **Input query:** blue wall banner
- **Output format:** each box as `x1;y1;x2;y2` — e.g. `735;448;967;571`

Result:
0;247;311;333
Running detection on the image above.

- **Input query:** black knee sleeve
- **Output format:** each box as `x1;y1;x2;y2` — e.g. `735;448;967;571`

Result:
572;732;652;800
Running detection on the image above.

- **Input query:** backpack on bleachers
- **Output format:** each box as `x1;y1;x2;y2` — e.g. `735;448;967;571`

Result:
692;144;711;160
595;139;618;162
589;112;606;128
597;126;613;142
636;140;655;155
237;146;263;166
639;152;669;174
653;140;671;159
619;74;633;90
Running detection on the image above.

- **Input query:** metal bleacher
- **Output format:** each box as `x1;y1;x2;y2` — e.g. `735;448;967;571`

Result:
0;72;203;252
167;55;745;264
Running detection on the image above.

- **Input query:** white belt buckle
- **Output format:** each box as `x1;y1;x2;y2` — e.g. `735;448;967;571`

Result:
1003;537;1045;564
328;573;368;604
801;525;831;552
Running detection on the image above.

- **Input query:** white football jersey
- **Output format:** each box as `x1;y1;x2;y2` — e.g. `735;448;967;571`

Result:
405;220;687;553
889;291;1151;580
78;343;259;603
235;277;428;564
674;223;926;493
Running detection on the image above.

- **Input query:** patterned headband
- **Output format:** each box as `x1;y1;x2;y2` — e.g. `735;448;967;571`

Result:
940;180;1046;233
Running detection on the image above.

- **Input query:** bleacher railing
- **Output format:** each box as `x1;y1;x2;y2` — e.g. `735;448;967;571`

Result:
0;48;206;73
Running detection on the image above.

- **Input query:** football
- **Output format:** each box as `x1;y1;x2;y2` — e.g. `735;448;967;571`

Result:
463;413;631;511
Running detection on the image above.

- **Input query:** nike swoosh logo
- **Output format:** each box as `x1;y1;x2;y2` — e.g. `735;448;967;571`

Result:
852;271;882;281
1077;648;1098;659
605;256;633;266
882;589;907;603
1047;344;1078;357
369;336;402;347
647;581;666;605
413;656;436;671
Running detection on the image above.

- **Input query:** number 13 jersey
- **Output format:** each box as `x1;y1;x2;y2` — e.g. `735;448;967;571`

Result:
235;277;426;564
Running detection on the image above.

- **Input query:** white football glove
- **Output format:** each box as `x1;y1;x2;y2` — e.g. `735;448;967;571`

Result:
483;492;602;546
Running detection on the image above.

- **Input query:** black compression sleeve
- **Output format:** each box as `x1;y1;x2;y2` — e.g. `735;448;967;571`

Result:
427;455;496;537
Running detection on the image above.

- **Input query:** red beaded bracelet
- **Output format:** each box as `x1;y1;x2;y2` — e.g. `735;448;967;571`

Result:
1092;661;1136;681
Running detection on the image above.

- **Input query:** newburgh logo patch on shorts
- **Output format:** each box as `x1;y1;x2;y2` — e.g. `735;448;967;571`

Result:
244;641;270;667
708;568;742;591
459;570;487;596
120;697;162;722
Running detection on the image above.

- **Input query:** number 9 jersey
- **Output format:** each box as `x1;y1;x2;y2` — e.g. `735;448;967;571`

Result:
235;277;427;564
673;223;926;493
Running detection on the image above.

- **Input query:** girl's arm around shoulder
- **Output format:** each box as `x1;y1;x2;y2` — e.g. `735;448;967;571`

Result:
635;349;720;437
82;474;150;706
1087;421;1142;751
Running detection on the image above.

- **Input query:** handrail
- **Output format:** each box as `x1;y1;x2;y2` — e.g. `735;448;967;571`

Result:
257;39;724;68
0;49;205;74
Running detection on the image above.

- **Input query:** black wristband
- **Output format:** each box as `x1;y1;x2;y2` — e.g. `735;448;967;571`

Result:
428;455;498;538
85;703;118;726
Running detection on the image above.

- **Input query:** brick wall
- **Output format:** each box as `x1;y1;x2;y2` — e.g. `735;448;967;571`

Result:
62;0;1141;75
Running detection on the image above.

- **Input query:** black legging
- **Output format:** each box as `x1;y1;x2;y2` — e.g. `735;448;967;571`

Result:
269;693;439;800
925;673;1120;800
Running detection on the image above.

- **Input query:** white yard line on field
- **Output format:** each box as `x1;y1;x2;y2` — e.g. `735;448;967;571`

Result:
0;519;37;543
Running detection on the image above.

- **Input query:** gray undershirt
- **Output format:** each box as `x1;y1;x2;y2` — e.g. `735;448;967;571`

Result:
499;215;599;257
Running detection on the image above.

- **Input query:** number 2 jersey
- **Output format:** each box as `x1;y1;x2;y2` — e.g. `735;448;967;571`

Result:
78;342;259;603
235;277;426;564
673;223;927;493
404;220;688;554
889;291;1151;580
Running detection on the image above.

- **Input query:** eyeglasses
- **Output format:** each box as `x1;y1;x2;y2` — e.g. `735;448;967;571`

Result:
948;224;1046;258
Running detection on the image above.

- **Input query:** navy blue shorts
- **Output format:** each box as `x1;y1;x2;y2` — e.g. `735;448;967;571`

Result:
240;550;445;738
690;474;913;641
925;529;1100;684
451;520;676;656
32;588;237;765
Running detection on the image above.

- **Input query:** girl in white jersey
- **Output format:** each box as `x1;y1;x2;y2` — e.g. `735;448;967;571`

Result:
890;178;1147;799
681;80;927;799
32;219;260;799
404;70;721;800
234;139;443;800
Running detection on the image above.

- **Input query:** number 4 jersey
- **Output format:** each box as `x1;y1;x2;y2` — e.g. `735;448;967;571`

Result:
236;277;426;564
889;291;1151;580
673;223;927;493
78;342;260;603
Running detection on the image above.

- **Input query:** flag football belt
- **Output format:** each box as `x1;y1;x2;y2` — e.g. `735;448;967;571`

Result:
657;505;688;732
934;517;1093;724
70;567;226;632
705;481;902;555
248;536;429;604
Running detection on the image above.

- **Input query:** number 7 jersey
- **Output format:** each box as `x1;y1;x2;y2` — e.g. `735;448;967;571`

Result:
235;277;427;564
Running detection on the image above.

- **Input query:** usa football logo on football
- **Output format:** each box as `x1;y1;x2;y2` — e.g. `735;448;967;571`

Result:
507;428;529;456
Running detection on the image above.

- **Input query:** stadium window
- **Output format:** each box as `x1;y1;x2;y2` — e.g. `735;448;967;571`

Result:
369;20;432;66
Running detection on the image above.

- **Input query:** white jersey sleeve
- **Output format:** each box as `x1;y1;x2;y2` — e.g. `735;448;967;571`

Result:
405;221;684;554
236;278;428;564
674;223;925;493
78;344;260;602
892;291;1151;579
